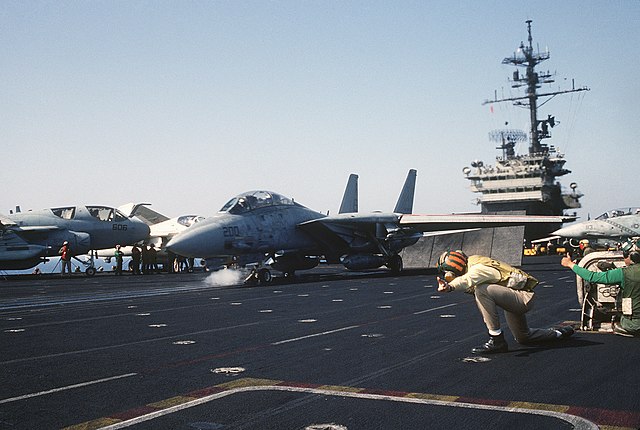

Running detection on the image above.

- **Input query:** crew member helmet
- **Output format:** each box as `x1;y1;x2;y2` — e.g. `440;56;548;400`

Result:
621;239;640;264
621;239;635;253
437;250;468;277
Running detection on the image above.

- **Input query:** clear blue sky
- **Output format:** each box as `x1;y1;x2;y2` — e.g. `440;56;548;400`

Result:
1;1;638;220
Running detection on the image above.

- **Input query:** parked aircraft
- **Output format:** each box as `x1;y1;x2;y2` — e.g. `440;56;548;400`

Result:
116;203;204;249
97;203;206;269
166;170;572;283
0;205;150;274
552;207;640;241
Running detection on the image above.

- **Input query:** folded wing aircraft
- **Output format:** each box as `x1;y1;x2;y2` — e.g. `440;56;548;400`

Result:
96;204;206;269
166;169;573;283
118;203;205;250
0;205;150;274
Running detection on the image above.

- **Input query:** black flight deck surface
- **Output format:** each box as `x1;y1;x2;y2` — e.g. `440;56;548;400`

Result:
1;257;638;430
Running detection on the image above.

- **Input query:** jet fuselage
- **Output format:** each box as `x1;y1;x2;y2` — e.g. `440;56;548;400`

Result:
166;203;324;260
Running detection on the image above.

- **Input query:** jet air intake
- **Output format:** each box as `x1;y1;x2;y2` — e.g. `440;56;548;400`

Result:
37;230;91;257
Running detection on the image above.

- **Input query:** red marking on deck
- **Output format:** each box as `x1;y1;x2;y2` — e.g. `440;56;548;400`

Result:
186;386;226;398
456;396;511;407
567;405;640;428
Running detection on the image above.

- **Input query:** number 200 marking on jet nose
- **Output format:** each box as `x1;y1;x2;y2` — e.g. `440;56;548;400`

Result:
223;226;240;237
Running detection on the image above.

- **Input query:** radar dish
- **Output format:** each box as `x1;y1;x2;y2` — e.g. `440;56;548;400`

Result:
488;129;527;143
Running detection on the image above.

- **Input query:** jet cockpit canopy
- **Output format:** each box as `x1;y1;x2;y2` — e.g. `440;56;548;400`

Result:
177;215;205;227
219;191;296;215
595;207;640;220
86;206;128;222
51;207;76;220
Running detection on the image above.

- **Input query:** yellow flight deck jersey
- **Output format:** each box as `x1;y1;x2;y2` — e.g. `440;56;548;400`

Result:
449;255;539;294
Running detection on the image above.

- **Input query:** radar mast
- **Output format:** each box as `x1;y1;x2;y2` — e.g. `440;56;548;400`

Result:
483;20;590;154
464;20;589;240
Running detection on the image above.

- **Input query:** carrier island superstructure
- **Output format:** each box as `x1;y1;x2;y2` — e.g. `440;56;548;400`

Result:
463;20;589;241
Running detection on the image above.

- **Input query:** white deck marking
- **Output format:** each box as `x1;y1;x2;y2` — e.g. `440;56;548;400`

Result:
272;325;360;345
413;303;458;315
211;367;245;374
0;373;137;405
173;340;196;345
99;385;599;430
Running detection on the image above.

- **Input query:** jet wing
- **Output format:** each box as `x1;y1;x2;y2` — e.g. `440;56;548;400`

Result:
0;213;17;228
399;214;575;232
298;213;402;256
12;225;61;232
119;203;170;225
0;215;58;233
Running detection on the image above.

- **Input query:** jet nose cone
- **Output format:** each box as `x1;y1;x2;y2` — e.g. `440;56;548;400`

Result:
552;224;578;238
167;218;227;258
140;222;151;238
166;230;202;258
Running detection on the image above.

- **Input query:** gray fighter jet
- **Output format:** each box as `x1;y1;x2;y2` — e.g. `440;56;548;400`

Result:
552;207;640;241
0;205;150;275
166;170;572;283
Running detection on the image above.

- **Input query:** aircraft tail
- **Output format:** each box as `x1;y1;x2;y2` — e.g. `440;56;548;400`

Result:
393;169;417;214
339;174;359;214
118;203;170;225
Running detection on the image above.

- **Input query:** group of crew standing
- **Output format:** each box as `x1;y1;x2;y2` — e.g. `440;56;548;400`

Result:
126;244;158;275
120;244;194;275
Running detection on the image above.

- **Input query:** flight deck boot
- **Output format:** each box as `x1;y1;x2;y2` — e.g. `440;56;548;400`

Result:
472;333;508;354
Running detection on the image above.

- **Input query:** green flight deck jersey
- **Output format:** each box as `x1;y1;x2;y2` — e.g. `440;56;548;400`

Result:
572;264;640;334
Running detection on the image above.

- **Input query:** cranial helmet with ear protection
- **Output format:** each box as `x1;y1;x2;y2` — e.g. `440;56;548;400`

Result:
621;239;640;264
437;250;468;279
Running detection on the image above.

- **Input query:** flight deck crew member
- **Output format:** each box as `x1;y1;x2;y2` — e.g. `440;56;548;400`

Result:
579;239;595;259
148;244;158;274
561;240;640;337
436;251;575;354
131;245;142;275
59;241;72;275
141;245;150;274
114;245;124;275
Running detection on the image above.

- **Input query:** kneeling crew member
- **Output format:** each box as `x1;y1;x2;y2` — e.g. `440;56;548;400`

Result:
561;239;640;337
437;251;575;354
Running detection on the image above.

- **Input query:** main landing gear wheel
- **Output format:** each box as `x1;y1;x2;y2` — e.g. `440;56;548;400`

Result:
85;267;97;277
388;255;403;273
258;268;272;284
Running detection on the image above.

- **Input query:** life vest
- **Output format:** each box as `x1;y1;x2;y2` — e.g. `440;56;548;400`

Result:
60;245;69;261
622;265;640;320
468;255;539;291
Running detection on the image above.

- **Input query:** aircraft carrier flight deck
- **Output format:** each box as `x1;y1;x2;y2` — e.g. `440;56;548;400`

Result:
1;257;639;430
